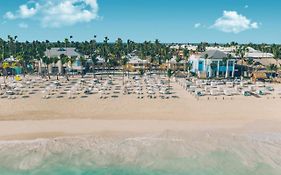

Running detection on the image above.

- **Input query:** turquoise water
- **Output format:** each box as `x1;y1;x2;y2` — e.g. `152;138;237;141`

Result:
0;132;280;175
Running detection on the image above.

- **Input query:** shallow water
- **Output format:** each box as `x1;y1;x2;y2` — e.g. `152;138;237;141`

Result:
0;131;281;175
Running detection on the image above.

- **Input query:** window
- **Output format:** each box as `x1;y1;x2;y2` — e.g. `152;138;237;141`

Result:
198;61;204;71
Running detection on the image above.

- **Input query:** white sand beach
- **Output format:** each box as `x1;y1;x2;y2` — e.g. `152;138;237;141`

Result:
0;76;281;140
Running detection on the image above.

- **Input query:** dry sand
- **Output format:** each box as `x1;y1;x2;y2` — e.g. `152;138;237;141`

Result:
0;78;281;140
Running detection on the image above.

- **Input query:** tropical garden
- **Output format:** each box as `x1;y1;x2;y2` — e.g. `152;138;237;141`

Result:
0;35;281;80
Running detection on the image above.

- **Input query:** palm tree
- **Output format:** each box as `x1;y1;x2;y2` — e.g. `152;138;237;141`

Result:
273;47;281;75
167;68;173;88
203;54;209;77
175;55;181;72
51;57;59;80
91;54;98;77
183;48;190;75
79;56;86;77
210;62;217;77
60;54;69;81
16;55;25;77
0;39;5;61
69;56;76;77
186;62;193;77
121;56;128;85
42;56;52;79
235;46;249;79
139;68;145;77
10;62;18;77
103;36;110;76
2;61;9;84
267;64;278;78
89;35;97;59
114;38;123;61
222;54;233;78
7;35;14;56
246;58;254;76
108;56;118;76
64;38;69;48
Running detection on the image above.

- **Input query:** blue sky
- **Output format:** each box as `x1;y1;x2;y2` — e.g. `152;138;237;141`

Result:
0;0;280;43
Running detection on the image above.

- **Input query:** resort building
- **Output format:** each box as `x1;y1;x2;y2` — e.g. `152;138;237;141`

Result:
0;56;23;75
166;56;186;71
244;47;281;68
91;56;106;71
245;47;274;59
42;47;83;74
95;56;106;66
170;44;198;52
236;47;279;77
126;56;149;72
44;47;81;58
189;50;236;78
206;46;236;54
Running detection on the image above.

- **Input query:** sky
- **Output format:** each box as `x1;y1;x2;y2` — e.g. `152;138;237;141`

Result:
0;0;280;43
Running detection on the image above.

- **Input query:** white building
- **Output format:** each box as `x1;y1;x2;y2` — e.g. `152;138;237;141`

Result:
245;47;274;59
166;56;186;70
43;47;82;74
206;46;236;54
189;50;236;78
127;56;149;71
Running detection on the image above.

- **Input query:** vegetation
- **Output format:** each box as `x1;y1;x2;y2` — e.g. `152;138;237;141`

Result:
167;68;174;87
0;35;281;80
235;45;249;78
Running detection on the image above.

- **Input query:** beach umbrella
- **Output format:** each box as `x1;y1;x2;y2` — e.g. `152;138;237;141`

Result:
136;90;142;95
147;90;155;94
15;75;22;81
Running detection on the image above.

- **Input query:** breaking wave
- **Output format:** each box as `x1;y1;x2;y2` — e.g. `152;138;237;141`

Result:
0;131;281;175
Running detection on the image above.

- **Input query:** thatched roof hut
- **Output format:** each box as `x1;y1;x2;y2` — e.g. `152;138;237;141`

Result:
251;72;267;82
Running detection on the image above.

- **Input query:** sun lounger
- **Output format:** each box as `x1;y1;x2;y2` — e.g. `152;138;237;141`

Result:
195;90;204;96
210;89;220;96
223;89;233;96
242;90;251;97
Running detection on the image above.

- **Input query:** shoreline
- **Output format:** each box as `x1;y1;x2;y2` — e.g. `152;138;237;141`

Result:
0;119;281;141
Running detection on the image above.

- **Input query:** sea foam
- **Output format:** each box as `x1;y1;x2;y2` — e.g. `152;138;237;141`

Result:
0;131;280;175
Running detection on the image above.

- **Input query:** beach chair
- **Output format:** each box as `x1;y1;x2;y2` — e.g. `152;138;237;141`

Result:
242;90;251;97
210;89;219;96
223;89;233;96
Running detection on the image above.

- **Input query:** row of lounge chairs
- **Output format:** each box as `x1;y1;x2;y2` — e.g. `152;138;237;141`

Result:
177;78;281;98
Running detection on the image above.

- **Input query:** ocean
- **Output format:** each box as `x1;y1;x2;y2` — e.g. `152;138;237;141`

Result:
0;131;280;175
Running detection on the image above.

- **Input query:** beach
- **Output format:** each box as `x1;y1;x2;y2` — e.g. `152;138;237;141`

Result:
1;119;281;174
1;76;281;174
0;76;281;139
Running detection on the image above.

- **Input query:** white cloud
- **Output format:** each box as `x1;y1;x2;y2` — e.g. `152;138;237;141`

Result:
244;5;249;9
3;0;99;28
19;3;39;18
251;22;258;29
4;11;16;20
18;22;29;28
4;2;39;19
194;23;201;28
211;11;259;33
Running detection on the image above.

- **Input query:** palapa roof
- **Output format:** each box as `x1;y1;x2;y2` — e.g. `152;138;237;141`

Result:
254;58;281;66
245;47;274;58
237;58;281;68
246;52;274;58
252;72;267;79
